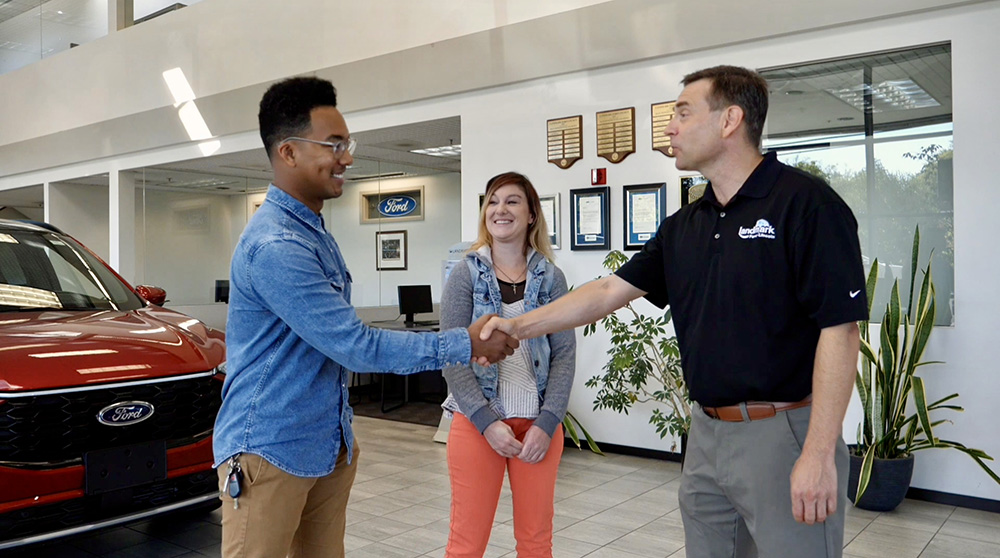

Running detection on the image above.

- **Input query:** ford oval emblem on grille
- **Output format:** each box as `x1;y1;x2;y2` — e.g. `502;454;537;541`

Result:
97;401;155;426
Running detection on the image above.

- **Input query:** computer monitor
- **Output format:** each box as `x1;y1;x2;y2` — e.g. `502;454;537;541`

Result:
398;285;433;326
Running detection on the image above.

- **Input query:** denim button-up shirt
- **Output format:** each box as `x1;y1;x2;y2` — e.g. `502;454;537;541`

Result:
214;185;471;477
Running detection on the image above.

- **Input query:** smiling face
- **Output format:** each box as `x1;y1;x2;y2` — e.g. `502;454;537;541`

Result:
664;79;726;172
485;183;534;246
277;106;354;212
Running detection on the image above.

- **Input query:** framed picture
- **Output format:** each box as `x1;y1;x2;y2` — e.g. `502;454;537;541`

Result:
569;187;610;251
361;186;425;224
681;175;709;206
623;183;666;250
539;193;561;250
375;230;408;270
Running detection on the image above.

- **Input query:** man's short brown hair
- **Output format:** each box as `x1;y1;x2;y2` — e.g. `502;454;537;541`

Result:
682;65;769;148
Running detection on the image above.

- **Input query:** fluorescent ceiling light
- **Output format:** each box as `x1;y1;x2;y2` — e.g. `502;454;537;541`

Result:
410;144;462;157
827;79;939;112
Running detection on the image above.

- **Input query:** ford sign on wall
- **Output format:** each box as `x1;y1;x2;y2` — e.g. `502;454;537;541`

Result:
377;195;418;218
97;401;156;426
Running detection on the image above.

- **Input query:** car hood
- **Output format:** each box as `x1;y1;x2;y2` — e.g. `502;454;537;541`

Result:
0;307;225;392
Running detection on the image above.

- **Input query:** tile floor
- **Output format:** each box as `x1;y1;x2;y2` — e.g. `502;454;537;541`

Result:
11;416;1000;557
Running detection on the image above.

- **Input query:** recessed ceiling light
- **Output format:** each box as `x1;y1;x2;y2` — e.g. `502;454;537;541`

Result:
410;144;462;158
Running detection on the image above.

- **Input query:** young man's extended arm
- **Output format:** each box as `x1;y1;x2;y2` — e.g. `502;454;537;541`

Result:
479;274;645;342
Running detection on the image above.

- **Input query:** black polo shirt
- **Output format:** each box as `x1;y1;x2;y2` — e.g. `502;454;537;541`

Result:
616;152;867;407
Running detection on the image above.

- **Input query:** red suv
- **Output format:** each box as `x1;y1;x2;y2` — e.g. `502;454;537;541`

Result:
0;219;225;550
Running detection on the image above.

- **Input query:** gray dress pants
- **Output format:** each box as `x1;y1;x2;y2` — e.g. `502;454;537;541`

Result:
679;404;849;558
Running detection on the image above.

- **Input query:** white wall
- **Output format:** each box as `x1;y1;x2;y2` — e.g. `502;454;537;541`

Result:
325;173;462;309
47;181;109;260
138;188;236;305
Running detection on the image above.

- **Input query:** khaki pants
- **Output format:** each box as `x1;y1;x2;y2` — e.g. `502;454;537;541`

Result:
217;441;360;558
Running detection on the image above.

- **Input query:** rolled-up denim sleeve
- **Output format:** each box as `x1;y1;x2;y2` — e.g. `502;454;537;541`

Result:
247;237;470;374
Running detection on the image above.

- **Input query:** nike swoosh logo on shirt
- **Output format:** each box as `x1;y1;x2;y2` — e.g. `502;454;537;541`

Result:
850;290;861;298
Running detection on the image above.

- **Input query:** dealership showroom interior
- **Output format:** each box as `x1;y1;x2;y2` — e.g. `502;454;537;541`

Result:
2;0;1000;557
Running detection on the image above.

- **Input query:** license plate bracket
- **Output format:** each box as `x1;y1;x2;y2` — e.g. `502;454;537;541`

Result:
84;441;167;495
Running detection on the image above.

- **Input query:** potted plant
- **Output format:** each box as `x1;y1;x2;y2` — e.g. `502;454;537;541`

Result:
852;227;999;511
582;251;691;455
563;411;603;455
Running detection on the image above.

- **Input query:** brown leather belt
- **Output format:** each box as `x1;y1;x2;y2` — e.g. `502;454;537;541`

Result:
702;395;812;422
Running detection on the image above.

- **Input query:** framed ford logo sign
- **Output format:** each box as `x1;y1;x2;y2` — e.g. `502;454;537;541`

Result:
97;401;156;426
377;195;417;217
361;186;425;224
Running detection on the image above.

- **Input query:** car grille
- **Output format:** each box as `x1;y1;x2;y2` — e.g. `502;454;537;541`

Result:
0;376;222;465
0;469;218;542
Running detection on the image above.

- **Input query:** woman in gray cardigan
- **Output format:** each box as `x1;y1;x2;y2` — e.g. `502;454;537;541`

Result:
439;172;576;558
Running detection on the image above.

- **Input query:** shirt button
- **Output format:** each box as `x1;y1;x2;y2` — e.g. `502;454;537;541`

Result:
714;233;720;239
720;212;726;218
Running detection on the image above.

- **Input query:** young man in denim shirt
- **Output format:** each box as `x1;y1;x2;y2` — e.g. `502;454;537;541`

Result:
213;77;517;558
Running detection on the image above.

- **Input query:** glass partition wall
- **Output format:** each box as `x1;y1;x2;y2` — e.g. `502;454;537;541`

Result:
0;0;109;76
131;116;463;328
761;43;954;325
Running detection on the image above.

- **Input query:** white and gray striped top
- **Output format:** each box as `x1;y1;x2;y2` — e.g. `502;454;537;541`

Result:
441;299;539;420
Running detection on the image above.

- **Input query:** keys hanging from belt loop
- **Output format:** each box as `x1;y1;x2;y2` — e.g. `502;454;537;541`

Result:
226;456;243;510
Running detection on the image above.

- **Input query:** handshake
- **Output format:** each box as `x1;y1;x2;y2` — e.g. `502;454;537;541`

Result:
466;314;518;365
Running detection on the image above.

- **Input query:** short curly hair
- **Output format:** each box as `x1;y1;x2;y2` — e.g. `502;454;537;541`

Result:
258;77;339;160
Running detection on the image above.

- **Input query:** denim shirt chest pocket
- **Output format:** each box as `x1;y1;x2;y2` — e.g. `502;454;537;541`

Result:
317;237;352;302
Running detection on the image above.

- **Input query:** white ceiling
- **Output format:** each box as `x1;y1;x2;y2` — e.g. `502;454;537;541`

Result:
764;43;952;139
145;116;462;192
0;116;463;206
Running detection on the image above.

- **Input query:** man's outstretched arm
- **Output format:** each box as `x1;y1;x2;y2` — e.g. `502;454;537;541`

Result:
481;274;646;342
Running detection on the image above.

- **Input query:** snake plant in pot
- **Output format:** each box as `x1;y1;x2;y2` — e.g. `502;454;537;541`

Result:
852;227;999;511
582;250;691;455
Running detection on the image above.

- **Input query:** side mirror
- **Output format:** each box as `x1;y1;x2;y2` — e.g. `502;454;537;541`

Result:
135;285;167;306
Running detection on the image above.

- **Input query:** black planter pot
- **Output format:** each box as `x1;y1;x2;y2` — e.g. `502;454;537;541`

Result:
847;449;915;512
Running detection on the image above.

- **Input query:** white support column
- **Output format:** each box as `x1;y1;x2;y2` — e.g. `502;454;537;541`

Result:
42;182;51;223
108;169;136;281
109;0;134;33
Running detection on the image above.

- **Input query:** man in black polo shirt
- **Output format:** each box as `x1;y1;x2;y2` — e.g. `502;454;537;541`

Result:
480;65;867;557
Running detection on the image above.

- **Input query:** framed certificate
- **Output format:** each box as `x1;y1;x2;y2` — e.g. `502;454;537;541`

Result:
623;183;666;250
569;187;610;251
375;230;408;270
539;193;560;249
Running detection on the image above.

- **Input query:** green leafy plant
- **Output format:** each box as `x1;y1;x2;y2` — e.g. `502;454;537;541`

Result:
582;250;691;452
854;227;999;501
563;411;602;455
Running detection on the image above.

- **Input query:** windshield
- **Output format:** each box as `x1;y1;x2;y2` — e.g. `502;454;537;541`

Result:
0;229;144;312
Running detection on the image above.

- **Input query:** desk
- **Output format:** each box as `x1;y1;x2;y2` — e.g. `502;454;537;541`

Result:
360;320;442;412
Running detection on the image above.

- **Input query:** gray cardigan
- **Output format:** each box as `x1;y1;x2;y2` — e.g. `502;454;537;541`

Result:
440;257;576;437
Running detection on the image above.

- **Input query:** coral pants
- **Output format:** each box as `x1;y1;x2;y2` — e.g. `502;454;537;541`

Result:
445;413;564;558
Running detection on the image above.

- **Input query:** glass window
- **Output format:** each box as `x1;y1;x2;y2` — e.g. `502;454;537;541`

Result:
761;44;954;325
0;0;109;76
